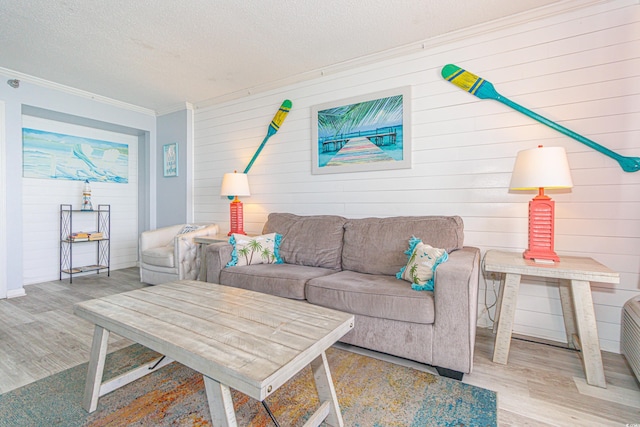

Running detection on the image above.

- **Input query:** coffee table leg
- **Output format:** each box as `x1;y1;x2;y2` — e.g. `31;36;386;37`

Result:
204;375;237;427
83;325;110;412
310;351;344;427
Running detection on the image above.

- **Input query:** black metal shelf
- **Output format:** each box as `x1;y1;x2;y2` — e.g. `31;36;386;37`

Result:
59;204;110;283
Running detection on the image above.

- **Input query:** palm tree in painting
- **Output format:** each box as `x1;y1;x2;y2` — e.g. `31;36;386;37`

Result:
317;94;403;140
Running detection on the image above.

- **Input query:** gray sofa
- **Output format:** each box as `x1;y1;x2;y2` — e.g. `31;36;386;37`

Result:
205;213;481;379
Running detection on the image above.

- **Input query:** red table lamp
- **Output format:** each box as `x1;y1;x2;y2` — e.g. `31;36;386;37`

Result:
220;171;250;236
509;145;573;263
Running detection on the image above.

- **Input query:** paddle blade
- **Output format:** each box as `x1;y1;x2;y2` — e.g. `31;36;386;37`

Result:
268;99;292;136
441;64;499;100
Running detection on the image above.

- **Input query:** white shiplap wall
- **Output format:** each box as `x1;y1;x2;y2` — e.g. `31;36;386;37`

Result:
193;1;640;353
22;116;139;285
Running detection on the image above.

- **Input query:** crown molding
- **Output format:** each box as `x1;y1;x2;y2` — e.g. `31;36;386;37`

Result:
156;102;194;116
0;66;156;116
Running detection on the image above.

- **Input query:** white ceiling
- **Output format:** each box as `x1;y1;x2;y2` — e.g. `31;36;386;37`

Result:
0;0;561;112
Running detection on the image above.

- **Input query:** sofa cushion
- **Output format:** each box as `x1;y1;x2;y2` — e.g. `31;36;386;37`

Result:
397;237;449;291
342;216;464;276
141;245;174;268
220;263;338;300
262;213;347;270
226;233;283;267
306;270;435;324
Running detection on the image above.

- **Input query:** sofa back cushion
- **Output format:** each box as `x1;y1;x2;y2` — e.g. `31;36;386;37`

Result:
262;213;347;270
342;216;464;276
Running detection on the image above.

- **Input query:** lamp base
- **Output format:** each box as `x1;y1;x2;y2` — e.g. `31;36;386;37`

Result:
523;194;559;263
228;199;246;236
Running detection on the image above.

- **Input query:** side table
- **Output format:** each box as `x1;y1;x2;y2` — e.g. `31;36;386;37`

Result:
194;234;231;281
484;250;619;388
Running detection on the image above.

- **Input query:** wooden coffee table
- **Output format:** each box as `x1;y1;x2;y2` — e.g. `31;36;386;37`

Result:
74;280;354;426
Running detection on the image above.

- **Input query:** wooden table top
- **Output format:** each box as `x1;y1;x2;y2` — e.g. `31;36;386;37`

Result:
74;280;354;401
484;250;619;283
193;234;230;244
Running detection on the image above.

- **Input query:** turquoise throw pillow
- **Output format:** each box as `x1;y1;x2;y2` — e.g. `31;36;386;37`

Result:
396;236;448;291
226;233;283;267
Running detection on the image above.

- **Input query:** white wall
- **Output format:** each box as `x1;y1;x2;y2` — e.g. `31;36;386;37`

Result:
21;116;139;284
193;0;640;353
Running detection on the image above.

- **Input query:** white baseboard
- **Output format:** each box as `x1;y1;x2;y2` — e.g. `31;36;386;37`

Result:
6;288;26;299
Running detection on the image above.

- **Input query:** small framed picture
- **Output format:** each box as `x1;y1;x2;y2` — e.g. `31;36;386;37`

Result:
163;142;178;177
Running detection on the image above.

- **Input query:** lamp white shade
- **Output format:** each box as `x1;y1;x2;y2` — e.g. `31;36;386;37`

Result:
509;146;573;190
220;172;250;196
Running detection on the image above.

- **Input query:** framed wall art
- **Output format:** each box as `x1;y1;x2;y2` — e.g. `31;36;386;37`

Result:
311;86;411;174
22;128;129;183
163;142;178;177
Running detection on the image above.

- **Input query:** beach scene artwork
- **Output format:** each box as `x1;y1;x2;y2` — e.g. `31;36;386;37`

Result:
312;87;411;174
22;128;129;183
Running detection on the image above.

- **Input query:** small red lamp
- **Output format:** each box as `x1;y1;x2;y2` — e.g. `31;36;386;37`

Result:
220;171;250;236
509;145;573;263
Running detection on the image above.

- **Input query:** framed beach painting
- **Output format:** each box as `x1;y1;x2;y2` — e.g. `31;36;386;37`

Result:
163;142;178;177
311;86;411;174
22;128;129;183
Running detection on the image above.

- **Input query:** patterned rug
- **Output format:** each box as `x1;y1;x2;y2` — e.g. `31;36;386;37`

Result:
0;344;497;426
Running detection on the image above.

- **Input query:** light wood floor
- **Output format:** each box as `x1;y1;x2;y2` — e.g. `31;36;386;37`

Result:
1;267;639;426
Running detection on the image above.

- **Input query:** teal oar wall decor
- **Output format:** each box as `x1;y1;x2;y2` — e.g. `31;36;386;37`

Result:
441;64;639;173
228;100;292;199
244;99;292;174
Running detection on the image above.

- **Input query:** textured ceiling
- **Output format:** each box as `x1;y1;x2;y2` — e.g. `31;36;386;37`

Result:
0;0;560;112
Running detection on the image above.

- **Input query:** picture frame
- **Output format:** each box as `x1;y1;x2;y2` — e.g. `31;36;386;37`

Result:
22;128;129;183
163;142;178;177
311;86;411;174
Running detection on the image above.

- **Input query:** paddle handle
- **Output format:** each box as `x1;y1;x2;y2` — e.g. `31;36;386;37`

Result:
442;64;639;172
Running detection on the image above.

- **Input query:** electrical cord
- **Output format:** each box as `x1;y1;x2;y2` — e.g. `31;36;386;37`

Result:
480;250;499;325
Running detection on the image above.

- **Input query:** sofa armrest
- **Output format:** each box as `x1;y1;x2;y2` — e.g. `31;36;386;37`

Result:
205;242;234;283
175;224;220;280
432;246;481;374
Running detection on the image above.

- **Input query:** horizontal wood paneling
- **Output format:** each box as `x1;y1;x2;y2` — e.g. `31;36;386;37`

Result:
194;1;640;353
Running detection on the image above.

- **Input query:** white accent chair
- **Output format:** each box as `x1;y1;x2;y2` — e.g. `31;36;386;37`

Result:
139;223;219;285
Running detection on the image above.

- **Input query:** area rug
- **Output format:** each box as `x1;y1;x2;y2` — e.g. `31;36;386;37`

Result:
0;344;497;426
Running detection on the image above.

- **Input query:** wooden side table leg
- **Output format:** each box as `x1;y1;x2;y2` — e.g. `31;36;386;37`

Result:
493;273;522;364
570;279;606;388
203;375;237;427
197;243;208;281
492;274;506;333
82;325;110;412
310;351;344;427
558;279;578;349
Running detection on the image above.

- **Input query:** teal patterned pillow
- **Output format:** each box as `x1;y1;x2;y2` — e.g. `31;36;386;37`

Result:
226;233;283;267
396;236;448;291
